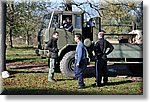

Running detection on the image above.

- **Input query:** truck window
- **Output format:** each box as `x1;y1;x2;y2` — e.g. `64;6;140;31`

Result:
62;15;73;32
52;15;59;29
42;14;51;28
62;15;72;25
75;15;81;29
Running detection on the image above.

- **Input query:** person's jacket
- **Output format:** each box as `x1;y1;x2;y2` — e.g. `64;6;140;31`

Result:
94;38;114;60
75;41;87;65
46;37;58;59
63;21;73;32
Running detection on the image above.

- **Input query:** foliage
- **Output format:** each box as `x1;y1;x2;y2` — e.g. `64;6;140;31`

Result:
7;1;47;35
70;0;143;33
6;0;143;46
100;0;143;33
6;1;48;46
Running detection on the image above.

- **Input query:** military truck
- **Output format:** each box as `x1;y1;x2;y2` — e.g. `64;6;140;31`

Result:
36;9;91;77
35;3;143;78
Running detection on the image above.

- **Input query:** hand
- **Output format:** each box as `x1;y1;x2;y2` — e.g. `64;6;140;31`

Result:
53;48;59;52
76;63;79;67
55;48;59;52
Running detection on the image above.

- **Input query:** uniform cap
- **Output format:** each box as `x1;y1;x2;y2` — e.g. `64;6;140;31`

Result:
99;30;106;33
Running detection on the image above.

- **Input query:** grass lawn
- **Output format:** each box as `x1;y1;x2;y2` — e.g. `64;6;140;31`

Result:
2;72;143;95
1;45;143;95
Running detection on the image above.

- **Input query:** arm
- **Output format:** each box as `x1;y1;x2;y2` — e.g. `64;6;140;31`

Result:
46;40;53;52
94;41;99;55
76;44;83;66
105;41;114;55
94;41;104;56
66;23;73;32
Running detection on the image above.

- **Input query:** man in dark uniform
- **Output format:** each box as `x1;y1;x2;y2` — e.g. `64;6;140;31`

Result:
94;30;114;87
46;31;59;82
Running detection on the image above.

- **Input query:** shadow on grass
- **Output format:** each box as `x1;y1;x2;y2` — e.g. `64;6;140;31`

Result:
8;70;48;75
1;87;97;95
1;80;134;95
90;80;133;89
6;57;38;63
7;46;34;50
105;80;133;86
8;64;47;70
1;80;137;95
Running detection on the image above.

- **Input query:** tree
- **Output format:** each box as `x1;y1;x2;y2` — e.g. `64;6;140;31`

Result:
6;1;48;46
100;0;143;33
6;1;15;48
70;0;142;33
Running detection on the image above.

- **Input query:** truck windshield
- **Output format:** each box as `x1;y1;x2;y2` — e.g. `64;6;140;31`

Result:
42;14;51;28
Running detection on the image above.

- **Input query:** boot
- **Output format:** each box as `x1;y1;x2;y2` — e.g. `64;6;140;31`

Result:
48;73;56;82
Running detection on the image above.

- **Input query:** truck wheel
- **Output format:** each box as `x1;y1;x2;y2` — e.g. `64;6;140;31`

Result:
60;51;75;78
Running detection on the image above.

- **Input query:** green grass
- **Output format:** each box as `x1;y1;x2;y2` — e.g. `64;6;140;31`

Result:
2;45;143;95
6;45;47;63
2;72;143;95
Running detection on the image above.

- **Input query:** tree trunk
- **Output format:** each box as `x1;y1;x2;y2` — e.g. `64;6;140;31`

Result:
0;1;7;71
8;27;13;48
26;31;30;45
7;2;14;48
27;34;30;45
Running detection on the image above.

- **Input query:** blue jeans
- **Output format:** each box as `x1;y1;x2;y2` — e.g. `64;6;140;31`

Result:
95;57;108;85
74;59;87;86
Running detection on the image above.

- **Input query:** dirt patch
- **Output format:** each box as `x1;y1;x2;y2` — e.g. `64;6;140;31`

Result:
128;77;143;82
6;62;49;72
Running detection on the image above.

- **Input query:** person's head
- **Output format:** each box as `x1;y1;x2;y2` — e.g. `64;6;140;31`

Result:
74;33;81;43
66;17;70;22
98;30;106;39
52;31;59;39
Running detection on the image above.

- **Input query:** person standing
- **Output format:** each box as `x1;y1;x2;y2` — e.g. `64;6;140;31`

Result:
46;31;59;82
74;33;87;89
94;30;114;87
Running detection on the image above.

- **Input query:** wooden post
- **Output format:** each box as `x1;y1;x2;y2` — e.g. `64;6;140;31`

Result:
0;1;6;72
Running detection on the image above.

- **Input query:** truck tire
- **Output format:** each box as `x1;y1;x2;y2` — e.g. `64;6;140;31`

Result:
60;51;75;78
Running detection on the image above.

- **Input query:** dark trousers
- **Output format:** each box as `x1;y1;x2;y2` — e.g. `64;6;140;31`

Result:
74;59;87;86
95;57;108;85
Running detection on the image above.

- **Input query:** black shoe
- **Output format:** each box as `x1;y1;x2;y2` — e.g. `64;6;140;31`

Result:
78;85;85;89
92;83;102;87
73;77;78;80
103;82;108;85
48;79;56;82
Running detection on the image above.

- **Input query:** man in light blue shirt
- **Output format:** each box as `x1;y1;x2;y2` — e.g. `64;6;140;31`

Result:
74;33;87;89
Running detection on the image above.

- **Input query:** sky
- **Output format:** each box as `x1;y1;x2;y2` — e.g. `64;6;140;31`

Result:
12;0;100;20
36;0;100;19
12;0;143;20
